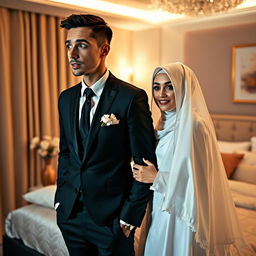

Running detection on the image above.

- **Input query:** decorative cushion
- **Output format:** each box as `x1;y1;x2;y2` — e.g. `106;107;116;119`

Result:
221;153;244;178
23;185;56;209
235;151;256;165
230;151;256;184
218;141;251;153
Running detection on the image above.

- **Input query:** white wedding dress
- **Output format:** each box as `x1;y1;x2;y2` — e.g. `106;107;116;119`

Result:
144;124;205;256
142;63;247;256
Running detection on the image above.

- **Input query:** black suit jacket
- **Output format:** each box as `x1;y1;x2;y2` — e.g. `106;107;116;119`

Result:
55;73;157;227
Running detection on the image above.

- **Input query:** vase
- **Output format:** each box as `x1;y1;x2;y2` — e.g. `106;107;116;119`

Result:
41;158;56;186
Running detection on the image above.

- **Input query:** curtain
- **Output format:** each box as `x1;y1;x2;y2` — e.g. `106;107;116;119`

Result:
0;7;80;241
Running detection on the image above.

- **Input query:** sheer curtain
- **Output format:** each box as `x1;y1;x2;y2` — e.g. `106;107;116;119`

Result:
0;7;80;241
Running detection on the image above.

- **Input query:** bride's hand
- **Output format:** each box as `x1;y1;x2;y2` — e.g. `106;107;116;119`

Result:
132;158;157;183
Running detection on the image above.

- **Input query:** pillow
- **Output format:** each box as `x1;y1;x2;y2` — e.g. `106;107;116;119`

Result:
231;151;256;184
23;185;56;209
250;136;256;152
221;153;244;178
232;164;256;185
218;140;251;153
235;150;256;165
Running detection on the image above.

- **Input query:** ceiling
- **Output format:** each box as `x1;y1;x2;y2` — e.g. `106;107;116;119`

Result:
0;0;256;30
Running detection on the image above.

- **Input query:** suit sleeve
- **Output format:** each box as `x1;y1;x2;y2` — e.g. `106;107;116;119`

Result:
54;93;70;204
120;89;157;227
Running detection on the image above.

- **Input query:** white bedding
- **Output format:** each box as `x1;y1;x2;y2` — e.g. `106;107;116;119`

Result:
5;204;68;256
227;180;256;254
5;200;256;255
235;207;256;253
229;180;256;210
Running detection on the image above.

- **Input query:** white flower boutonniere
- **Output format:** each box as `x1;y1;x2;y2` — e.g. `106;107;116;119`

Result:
101;114;120;127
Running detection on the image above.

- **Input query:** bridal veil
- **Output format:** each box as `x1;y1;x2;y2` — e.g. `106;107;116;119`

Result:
151;63;247;255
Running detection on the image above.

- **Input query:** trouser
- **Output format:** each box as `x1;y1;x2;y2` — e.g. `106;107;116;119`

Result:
57;193;135;256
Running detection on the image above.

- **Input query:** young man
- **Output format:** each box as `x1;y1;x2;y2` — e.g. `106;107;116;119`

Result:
54;14;157;256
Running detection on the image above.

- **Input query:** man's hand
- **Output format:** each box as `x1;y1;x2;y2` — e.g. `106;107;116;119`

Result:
120;223;132;238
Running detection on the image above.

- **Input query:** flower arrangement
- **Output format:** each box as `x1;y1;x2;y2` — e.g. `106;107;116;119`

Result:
30;136;59;160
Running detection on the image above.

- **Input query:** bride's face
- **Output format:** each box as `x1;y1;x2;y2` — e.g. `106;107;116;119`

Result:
153;73;176;112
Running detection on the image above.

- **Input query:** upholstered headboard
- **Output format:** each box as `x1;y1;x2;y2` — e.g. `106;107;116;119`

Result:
211;114;256;141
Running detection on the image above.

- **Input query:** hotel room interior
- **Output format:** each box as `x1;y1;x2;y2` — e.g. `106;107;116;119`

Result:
0;0;256;255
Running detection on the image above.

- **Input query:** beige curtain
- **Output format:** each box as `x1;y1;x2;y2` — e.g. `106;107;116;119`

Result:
0;7;80;241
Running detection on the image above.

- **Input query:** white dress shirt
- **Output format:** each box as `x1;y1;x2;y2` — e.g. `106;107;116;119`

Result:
79;70;109;123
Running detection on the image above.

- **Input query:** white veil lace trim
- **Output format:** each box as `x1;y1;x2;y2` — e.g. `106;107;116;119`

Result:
150;63;248;255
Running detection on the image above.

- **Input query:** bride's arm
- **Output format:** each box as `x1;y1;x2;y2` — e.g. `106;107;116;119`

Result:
133;158;157;183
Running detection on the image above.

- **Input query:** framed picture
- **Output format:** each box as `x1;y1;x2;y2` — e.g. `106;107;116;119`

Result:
232;44;256;103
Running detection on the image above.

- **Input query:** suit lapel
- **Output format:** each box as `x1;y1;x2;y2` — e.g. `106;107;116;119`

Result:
69;83;82;163
83;74;118;161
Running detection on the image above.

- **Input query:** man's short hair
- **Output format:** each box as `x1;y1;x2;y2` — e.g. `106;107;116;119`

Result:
60;14;113;45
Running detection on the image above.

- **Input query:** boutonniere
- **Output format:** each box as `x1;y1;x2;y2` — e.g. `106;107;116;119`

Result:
100;114;120;127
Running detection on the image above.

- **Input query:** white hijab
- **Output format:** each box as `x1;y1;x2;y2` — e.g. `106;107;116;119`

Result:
151;63;247;255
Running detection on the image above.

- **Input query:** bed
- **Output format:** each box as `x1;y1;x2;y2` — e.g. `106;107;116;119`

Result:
3;114;256;256
3;185;68;256
211;114;256;254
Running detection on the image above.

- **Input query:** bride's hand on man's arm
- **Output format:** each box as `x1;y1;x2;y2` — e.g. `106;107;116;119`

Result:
132;158;157;183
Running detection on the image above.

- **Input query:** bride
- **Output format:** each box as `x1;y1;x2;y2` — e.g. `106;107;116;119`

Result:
133;62;248;256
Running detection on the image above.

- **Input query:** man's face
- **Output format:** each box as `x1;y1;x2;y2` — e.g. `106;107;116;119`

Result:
65;27;105;76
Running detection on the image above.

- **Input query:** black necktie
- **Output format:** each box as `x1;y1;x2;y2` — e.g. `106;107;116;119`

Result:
79;88;95;148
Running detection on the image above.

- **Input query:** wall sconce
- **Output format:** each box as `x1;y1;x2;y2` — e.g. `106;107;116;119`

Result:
120;67;134;83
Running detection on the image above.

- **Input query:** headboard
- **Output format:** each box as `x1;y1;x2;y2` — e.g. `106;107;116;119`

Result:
211;114;256;142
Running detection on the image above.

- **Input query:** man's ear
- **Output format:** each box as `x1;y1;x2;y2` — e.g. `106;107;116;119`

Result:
101;44;110;57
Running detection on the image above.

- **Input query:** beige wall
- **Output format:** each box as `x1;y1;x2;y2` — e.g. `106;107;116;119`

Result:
106;26;162;123
184;23;256;115
132;28;161;96
160;26;184;64
122;22;256;116
107;27;162;123
106;27;133;82
132;28;161;124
